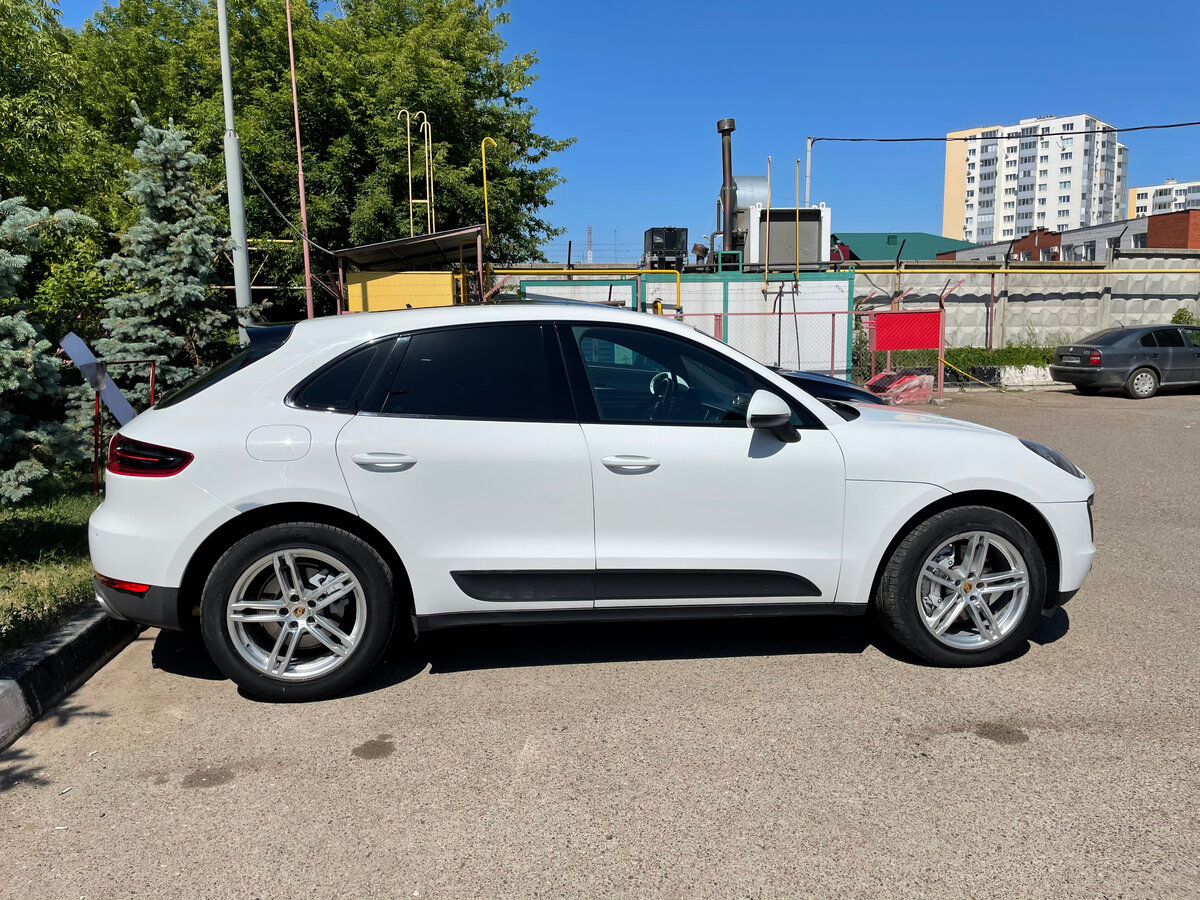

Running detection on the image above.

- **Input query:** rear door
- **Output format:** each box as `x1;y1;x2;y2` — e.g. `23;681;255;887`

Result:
335;323;596;619
1149;327;1192;384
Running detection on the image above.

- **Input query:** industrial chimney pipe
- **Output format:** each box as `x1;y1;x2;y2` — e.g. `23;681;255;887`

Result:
717;118;736;261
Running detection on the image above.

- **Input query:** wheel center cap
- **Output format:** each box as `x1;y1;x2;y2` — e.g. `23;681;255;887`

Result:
963;582;973;593
292;606;306;618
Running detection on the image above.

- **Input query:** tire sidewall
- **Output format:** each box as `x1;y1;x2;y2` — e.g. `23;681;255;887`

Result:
200;523;396;701
878;507;1047;666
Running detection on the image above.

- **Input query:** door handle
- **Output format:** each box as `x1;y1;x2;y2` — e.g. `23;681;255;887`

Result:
601;455;660;473
351;452;417;472
1146;353;1159;359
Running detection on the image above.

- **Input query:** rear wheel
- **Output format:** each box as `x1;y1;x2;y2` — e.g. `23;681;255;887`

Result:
1125;367;1159;399
200;522;396;701
875;506;1046;666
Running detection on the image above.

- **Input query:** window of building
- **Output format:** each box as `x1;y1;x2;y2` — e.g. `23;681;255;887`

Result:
980;186;993;195
1041;126;1051;134
1038;184;1048;193
1005;174;1018;182
1132;232;1148;248
1003;215;1014;222
1061;137;1074;147
1002;229;1013;237
1006;160;1017;168
1022;170;1033;178
968;148;976;157
967;176;975;184
1004;187;1017;196
966;190;975;198
1058;210;1070;218
1040;140;1049;149
1059;181;1071;189
1020;141;1036;150
1037;212;1046;221
1061;152;1072;160
1040;155;1049;163
981;158;995;166
1003;201;1015;209
1040;248;1055;260
1038;198;1047;206
964;217;973;225
1060;167;1072;174
1039;169;1048;177
1061;123;1074;132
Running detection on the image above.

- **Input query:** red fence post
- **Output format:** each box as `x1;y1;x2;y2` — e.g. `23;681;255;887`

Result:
714;314;722;341
938;307;946;399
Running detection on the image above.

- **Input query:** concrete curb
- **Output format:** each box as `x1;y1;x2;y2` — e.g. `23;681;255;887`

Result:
0;605;143;751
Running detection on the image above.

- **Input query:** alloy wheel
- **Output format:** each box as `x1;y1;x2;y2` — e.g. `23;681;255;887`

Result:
916;531;1030;651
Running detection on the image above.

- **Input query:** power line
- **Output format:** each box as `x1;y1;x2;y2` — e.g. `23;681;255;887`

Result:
812;120;1200;145
241;161;336;257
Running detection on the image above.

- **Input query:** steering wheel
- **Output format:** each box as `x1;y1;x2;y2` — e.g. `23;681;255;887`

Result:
648;371;677;419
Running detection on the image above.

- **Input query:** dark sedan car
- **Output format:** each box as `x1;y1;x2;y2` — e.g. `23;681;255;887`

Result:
1050;324;1200;398
772;368;884;405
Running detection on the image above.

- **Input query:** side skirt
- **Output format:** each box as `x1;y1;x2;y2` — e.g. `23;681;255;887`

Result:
416;603;867;633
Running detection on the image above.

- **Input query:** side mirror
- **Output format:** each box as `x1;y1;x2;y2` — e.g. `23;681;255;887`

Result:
746;390;800;443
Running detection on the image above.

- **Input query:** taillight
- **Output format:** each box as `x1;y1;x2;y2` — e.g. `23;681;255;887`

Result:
107;434;193;477
1088;350;1102;366
97;574;150;594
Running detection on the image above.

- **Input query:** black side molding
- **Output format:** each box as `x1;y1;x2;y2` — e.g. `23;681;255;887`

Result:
451;569;821;603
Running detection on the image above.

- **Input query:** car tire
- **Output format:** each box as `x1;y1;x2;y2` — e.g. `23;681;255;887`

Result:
200;522;397;701
874;506;1046;667
1124;367;1159;399
1076;385;1102;395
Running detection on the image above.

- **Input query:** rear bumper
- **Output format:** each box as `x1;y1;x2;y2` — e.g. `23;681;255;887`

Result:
1049;366;1126;388
94;579;181;630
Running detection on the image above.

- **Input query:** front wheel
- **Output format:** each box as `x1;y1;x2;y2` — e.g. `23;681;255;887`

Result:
200;523;397;701
875;506;1046;666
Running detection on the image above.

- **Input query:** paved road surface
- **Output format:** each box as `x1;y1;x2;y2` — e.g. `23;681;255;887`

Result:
2;388;1198;898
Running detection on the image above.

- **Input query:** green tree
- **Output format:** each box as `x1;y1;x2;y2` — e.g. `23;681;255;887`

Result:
97;110;232;409
69;0;572;318
0;196;93;505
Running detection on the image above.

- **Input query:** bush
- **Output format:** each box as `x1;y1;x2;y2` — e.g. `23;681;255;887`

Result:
1171;307;1196;326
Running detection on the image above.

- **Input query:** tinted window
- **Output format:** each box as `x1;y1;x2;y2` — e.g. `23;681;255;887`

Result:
1139;332;1157;348
1152;328;1185;348
293;339;396;413
1080;328;1123;348
382;324;562;420
1186;329;1200;348
571;325;817;428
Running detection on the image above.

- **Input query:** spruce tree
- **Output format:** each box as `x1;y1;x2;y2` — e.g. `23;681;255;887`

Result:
97;108;231;408
0;196;93;505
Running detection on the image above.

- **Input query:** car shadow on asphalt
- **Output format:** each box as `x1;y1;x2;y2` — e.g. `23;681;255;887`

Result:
147;608;1071;699
391;615;871;679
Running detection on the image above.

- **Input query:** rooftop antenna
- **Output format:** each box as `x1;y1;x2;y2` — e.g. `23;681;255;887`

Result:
398;109;436;235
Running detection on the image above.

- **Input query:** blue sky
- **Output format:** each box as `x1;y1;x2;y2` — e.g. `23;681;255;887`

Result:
57;0;1200;261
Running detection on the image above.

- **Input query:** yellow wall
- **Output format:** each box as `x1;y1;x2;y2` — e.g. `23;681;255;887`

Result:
942;126;986;239
1127;187;1138;220
345;271;455;311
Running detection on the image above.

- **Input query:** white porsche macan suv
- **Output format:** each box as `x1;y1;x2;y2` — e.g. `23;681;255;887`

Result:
90;304;1095;700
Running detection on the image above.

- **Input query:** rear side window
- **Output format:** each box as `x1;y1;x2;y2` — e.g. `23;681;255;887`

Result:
292;339;396;413
1139;333;1157;348
381;324;568;421
1078;329;1125;346
1152;328;1185;348
1187;329;1200;348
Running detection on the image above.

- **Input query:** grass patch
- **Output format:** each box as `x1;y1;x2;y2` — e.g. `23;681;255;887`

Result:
0;483;101;661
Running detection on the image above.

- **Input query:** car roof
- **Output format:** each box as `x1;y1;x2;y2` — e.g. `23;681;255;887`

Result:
282;302;693;352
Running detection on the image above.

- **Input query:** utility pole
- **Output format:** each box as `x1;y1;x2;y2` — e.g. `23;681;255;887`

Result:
284;0;314;318
216;0;252;343
804;137;814;208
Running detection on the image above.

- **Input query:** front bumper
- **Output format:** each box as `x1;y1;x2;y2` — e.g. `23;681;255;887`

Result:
1049;366;1126;388
95;579;181;630
1034;498;1095;598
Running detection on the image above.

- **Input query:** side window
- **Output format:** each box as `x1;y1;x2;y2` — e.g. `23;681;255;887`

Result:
1186;329;1200;348
381;324;567;421
1139;332;1157;348
1152;328;1185;348
569;325;816;428
291;338;397;413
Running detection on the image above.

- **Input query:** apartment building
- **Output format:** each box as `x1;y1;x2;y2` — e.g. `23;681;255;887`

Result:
1128;178;1200;217
942;114;1128;243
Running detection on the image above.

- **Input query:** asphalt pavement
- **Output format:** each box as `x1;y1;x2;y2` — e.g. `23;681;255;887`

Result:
2;387;1198;899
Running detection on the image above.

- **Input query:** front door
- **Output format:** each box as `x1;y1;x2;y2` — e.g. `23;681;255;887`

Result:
336;323;595;618
560;323;846;608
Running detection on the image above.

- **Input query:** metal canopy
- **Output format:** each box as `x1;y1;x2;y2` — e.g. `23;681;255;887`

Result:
334;224;485;271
